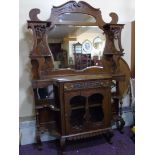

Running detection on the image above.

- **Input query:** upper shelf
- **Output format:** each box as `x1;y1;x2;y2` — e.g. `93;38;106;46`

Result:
51;74;112;82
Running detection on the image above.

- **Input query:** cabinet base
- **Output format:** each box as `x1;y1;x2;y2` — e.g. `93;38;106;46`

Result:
59;128;113;155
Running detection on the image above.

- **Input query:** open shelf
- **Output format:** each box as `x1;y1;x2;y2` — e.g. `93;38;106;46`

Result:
35;99;60;111
39;121;61;137
37;86;54;99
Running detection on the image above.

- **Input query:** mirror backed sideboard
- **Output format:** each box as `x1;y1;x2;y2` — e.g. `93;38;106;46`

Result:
27;1;130;154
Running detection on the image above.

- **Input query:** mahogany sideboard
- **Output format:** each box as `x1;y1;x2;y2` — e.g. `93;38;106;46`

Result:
27;1;130;155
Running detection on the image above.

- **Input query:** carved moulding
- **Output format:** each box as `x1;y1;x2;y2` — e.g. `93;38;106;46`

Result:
29;1;118;27
27;21;55;79
102;24;124;74
103;24;124;55
27;21;54;57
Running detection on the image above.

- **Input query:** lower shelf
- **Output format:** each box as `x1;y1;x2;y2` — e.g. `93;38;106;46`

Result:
39;121;61;137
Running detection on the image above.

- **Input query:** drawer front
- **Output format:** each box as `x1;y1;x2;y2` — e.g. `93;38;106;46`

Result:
64;80;111;91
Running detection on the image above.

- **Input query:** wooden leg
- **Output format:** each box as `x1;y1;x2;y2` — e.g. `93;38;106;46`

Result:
113;115;125;134
116;116;125;134
36;129;42;150
60;138;66;155
104;130;114;144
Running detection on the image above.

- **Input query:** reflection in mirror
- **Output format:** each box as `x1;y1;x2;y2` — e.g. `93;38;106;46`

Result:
48;25;105;70
58;13;96;23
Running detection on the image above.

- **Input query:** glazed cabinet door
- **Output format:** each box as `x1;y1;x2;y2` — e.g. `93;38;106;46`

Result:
82;88;111;130
64;91;86;134
64;87;111;135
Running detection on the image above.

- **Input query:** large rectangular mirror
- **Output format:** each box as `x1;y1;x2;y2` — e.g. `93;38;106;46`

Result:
48;25;105;70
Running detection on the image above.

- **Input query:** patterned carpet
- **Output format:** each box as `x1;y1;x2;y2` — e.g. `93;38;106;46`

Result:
19;127;135;155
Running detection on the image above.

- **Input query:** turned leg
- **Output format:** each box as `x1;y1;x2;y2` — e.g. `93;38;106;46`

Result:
112;97;125;133
112;82;125;133
60;138;66;155
35;108;42;150
113;115;125;134
36;128;42;150
118;99;125;133
116;117;125;133
104;130;114;144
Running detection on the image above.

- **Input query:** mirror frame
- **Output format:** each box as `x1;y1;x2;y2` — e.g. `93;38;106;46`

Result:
27;1;124;80
29;1;118;27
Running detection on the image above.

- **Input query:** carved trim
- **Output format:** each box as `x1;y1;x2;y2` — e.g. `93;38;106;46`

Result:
28;1;118;26
103;24;124;55
63;127;111;140
28;21;54;57
109;13;119;24
53;1;99;11
50;1;103;23
39;66;111;79
29;8;42;21
101;24;124;73
64;80;111;91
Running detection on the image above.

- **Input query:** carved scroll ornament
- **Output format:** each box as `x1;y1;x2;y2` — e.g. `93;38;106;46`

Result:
28;1;119;27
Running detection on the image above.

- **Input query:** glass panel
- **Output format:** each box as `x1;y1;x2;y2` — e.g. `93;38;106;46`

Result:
89;106;104;122
70;96;86;109
58;13;96;23
88;93;103;105
70;96;86;128
70;109;85;128
88;93;104;122
48;25;105;70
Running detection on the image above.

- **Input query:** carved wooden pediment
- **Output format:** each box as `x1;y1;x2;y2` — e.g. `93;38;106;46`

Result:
29;1;118;27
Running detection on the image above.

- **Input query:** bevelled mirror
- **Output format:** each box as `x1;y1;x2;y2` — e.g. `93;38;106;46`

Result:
47;13;106;70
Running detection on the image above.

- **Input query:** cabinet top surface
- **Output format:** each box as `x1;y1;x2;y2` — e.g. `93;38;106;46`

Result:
51;74;112;82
